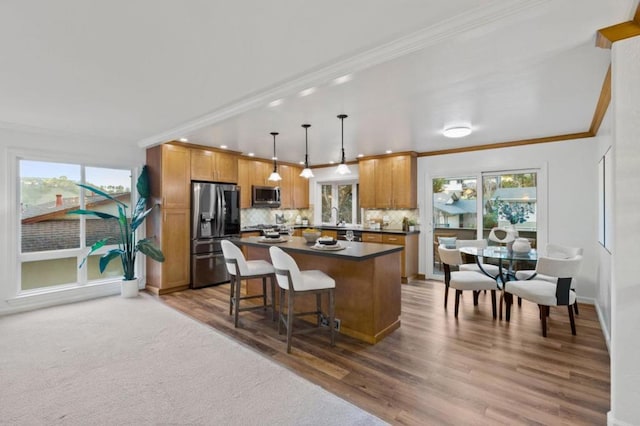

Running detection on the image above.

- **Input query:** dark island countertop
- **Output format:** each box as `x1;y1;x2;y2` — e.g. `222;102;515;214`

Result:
240;225;420;236
233;236;403;261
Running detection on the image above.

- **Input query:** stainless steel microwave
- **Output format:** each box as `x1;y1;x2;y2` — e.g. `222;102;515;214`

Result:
252;185;280;207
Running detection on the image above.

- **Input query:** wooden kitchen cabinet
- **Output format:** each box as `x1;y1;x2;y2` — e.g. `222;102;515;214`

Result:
147;143;191;209
358;153;417;209
145;143;191;294
279;164;309;209
362;232;383;243
382;233;418;282
358;159;377;208
361;231;419;283
190;148;238;183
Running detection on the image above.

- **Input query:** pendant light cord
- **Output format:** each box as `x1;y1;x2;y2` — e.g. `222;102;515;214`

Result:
338;114;348;164
270;132;279;172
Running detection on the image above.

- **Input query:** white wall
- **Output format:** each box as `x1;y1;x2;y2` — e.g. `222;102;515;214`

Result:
609;36;640;426
417;137;600;303
0;127;144;314
596;107;613;345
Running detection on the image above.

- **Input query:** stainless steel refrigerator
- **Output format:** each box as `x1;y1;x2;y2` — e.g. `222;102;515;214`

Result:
191;182;241;289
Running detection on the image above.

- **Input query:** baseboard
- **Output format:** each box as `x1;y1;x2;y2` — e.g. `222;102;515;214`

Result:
0;277;147;316
594;299;611;353
608;411;636;426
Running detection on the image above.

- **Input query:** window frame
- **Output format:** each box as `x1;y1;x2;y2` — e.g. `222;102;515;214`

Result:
315;179;359;226
13;152;137;295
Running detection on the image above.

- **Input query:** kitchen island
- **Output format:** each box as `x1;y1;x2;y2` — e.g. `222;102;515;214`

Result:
233;236;403;344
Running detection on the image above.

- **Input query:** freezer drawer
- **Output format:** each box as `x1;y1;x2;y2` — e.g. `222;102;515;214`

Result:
191;252;229;289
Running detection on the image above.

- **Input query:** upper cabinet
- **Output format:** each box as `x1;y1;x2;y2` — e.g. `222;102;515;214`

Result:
279;164;310;209
358;152;417;209
237;160;309;209
147;143;191;209
190;148;238;183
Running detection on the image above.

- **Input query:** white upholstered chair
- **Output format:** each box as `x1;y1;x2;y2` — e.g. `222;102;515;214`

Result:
514;244;583;314
221;240;276;328
455;239;500;277
505;255;583;337
269;246;336;353
438;246;499;318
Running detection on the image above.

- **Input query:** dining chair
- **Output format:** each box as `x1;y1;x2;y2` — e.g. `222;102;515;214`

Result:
504;255;583;337
455;239;500;277
514;244;583;314
438;246;499;318
269;246;336;353
221;240;277;328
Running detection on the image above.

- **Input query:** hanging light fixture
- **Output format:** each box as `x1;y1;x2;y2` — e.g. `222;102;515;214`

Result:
267;132;282;181
299;124;314;178
335;114;351;175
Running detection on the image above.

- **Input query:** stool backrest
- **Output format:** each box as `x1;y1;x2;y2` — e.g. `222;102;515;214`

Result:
269;246;301;291
221;240;249;276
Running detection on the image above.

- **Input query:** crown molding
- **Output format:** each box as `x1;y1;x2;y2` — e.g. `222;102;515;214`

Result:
137;0;552;149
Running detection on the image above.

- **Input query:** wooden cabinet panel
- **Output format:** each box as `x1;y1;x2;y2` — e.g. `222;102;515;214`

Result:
190;149;238;183
362;232;383;243
238;158;252;209
321;229;338;239
161;208;190;288
359;159;376;208
162;144;190;209
279;164;294;209
382;234;406;279
214;151;238;183
358;153;417;209
292;166;309;209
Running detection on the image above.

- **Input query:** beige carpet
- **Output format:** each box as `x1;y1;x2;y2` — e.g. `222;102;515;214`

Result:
0;293;386;425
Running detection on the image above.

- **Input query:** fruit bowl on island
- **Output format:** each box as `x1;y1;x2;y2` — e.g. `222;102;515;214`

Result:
302;228;321;243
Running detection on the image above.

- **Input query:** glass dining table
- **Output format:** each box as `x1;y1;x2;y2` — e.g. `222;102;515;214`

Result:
458;245;538;319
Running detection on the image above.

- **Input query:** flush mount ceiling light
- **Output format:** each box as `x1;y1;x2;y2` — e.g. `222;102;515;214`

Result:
268;99;284;108
333;74;353;85
299;124;314;179
179;137;188;142
267;132;282;182
443;126;472;138
335;114;351;175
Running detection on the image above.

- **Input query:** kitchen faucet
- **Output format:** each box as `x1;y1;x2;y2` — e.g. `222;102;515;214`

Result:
331;207;339;224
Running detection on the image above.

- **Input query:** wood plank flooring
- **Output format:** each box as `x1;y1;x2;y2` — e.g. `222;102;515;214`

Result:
160;279;610;425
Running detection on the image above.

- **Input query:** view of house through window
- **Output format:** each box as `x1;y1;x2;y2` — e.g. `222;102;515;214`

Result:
430;171;539;277
19;160;131;291
482;172;537;245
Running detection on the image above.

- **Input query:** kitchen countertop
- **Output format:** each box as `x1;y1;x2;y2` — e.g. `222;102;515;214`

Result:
233;236;403;261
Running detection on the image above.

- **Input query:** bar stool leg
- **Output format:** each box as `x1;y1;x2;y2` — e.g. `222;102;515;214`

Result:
270;275;277;321
234;277;242;328
329;289;335;347
229;276;235;316
286;290;295;353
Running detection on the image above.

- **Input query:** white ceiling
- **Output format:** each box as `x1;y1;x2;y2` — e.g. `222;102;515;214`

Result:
0;0;636;166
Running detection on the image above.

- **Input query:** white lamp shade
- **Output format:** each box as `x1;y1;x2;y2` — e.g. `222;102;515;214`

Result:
268;171;282;181
299;168;314;178
335;163;351;175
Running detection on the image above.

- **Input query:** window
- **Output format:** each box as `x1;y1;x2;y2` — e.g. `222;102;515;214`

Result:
481;172;537;244
19;160;132;292
319;181;359;225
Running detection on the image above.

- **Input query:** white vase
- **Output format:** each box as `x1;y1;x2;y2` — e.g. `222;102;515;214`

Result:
512;238;532;253
121;278;139;298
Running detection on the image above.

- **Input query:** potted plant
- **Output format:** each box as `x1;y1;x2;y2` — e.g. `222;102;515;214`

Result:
68;166;165;297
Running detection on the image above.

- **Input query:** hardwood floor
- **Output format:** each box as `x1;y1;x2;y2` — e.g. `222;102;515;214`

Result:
160;279;610;425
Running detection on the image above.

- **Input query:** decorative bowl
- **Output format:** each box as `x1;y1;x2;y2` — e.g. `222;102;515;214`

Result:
264;231;280;239
302;229;321;243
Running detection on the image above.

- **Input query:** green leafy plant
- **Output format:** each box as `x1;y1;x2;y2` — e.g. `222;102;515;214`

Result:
495;197;534;225
68;166;164;280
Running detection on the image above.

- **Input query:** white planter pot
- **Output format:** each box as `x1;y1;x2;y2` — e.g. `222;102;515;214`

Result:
121;278;139;298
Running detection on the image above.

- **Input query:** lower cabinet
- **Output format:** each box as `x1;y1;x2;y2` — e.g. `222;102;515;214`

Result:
145;208;190;294
362;232;418;283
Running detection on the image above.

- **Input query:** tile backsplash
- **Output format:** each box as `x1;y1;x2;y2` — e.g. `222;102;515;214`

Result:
241;207;419;230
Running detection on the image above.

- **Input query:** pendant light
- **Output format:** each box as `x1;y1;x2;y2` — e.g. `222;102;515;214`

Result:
267;132;282;182
299;124;314;178
335;114;351;175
